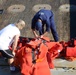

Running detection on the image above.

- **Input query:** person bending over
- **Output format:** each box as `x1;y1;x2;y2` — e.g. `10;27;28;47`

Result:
0;19;25;71
31;9;59;42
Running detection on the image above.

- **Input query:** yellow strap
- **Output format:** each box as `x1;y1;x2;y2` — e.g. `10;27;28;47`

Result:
36;58;44;63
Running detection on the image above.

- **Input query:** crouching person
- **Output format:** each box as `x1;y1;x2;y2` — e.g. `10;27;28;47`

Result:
0;19;25;71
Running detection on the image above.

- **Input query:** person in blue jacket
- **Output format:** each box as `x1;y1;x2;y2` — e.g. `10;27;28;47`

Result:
31;9;59;42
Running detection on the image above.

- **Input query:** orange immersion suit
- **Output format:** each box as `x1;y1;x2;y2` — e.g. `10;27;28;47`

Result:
15;38;51;75
10;36;63;75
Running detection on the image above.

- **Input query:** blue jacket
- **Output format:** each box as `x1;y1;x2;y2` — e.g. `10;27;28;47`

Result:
31;9;59;41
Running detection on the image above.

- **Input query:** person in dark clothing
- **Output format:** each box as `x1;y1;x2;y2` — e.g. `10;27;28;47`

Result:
31;9;59;42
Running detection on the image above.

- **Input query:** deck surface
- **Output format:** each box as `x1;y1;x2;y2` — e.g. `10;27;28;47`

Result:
0;57;76;75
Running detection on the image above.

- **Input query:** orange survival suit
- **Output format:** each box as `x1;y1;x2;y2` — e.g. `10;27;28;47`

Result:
14;37;63;75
